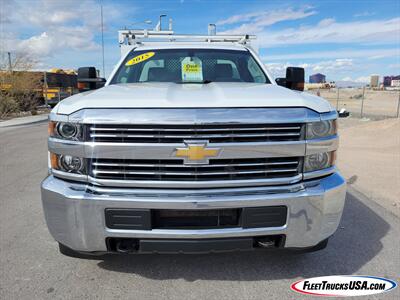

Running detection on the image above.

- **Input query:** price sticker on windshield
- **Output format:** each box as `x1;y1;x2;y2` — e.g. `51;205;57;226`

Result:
181;57;203;82
184;64;200;73
125;52;155;66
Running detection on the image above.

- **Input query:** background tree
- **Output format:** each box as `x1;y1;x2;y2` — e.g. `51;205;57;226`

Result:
0;53;42;118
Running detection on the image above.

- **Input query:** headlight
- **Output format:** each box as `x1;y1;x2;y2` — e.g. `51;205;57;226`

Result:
50;153;86;174
58;123;78;139
48;121;83;140
304;151;336;172
306;120;337;139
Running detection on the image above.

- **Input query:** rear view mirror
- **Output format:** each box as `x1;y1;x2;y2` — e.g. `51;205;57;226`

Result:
77;67;106;92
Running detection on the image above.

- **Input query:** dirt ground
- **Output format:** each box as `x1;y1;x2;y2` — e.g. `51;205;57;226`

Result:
308;88;400;119
337;117;400;216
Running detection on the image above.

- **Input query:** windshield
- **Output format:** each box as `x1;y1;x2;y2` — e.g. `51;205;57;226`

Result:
110;49;270;84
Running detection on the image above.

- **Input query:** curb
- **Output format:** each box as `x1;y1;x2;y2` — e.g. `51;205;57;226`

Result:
0;114;49;128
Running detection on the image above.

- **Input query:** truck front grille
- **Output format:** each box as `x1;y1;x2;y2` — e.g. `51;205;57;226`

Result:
87;123;303;143
90;157;302;181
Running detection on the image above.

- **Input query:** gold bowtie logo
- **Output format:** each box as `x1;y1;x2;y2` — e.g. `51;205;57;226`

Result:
174;141;221;164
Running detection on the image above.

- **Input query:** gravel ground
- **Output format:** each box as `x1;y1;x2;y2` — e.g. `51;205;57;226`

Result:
337;117;400;216
0;121;399;300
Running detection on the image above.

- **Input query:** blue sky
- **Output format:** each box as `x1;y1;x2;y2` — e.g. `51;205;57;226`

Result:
1;0;399;82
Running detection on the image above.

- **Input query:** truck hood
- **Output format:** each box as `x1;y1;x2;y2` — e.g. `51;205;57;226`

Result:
55;82;333;115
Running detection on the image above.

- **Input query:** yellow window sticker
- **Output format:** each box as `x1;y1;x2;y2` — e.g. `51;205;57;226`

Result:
181;57;203;82
183;64;200;73
125;52;155;66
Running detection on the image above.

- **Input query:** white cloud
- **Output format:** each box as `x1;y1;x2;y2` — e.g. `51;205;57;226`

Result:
318;18;335;26
265;59;355;79
388;63;400;69
1;0;122;61
341;76;369;83
0;0;15;24
217;7;399;48
257;17;400;47
217;7;316;34
263;48;400;61
354;11;375;18
18;32;54;55
355;76;369;83
313;59;353;72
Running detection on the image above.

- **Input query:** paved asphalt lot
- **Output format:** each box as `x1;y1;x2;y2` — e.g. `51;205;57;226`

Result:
0;122;399;300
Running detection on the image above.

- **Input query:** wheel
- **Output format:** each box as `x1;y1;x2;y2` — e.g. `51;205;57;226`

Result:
58;243;85;258
289;238;330;253
58;243;108;259
308;238;329;252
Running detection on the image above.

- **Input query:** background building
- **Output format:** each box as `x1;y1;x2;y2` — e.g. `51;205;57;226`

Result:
309;73;326;83
370;75;379;88
383;75;400;87
391;79;400;87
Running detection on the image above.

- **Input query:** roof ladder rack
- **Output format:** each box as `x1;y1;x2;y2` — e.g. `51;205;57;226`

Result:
118;29;256;56
118;29;256;45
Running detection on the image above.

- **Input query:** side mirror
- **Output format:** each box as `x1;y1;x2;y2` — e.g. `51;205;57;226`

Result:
285;67;304;91
77;67;106;92
275;77;286;87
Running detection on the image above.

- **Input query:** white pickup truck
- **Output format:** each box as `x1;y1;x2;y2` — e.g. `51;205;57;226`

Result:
42;30;346;257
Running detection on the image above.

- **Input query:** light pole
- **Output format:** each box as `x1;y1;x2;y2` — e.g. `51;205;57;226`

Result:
159;14;166;31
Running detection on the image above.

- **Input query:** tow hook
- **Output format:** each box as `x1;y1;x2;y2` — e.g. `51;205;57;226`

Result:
115;239;139;253
256;237;276;248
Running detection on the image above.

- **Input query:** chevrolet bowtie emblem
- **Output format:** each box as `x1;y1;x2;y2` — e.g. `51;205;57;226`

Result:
174;141;221;164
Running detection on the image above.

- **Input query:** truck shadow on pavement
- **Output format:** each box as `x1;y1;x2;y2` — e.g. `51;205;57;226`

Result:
97;190;390;281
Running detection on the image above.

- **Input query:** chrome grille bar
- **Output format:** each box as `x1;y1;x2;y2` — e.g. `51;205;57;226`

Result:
92;160;299;168
90;132;301;138
90;126;302;132
88;123;303;143
90;157;302;182
92;169;299;176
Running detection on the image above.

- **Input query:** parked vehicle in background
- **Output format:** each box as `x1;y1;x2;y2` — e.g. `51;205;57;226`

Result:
41;27;346;257
44;69;78;106
0;69;78;107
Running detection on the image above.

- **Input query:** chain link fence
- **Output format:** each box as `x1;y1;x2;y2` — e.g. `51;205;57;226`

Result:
307;88;400;119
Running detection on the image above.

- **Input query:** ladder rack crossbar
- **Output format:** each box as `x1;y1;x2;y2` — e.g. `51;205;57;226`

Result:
118;30;256;45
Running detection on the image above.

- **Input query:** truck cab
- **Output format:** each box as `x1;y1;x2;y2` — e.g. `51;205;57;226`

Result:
42;30;346;256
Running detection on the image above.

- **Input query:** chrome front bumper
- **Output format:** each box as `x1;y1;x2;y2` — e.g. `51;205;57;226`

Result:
41;172;346;252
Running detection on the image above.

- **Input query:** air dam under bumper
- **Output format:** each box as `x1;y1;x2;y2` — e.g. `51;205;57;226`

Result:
41;172;346;252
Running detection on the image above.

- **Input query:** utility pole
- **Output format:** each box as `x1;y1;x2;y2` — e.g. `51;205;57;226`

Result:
7;52;12;72
360;86;365;118
101;4;105;77
336;87;340;110
396;92;400;118
43;72;48;108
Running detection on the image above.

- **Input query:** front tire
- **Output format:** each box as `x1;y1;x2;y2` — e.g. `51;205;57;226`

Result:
58;243;86;258
288;238;330;253
308;237;329;252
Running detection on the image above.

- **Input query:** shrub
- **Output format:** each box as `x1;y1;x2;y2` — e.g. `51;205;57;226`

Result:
0;93;19;119
0;53;42;117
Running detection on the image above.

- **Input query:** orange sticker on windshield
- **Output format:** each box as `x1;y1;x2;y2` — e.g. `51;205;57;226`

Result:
125;52;155;66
